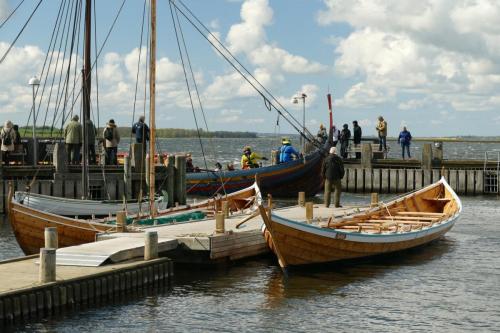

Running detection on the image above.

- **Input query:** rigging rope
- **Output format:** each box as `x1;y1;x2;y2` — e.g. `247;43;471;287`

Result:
0;0;26;30
0;0;43;64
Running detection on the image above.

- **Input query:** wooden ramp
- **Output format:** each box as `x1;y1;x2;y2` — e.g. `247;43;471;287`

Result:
54;237;178;267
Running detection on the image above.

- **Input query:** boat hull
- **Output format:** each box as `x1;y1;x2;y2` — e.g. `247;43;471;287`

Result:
265;215;456;266
261;177;462;268
186;149;324;197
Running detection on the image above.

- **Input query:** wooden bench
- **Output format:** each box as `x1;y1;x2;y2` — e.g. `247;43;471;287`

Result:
9;144;27;164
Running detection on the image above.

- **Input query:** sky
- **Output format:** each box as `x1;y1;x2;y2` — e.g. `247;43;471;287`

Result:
1;0;500;137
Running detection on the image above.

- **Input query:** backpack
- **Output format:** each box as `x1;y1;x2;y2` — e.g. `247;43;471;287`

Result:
2;129;12;146
104;127;113;141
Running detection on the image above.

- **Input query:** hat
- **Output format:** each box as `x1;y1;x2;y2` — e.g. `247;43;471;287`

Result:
243;146;251;153
329;147;337;154
282;137;291;144
108;119;115;124
72;115;79;121
343;123;348;128
378;116;384;121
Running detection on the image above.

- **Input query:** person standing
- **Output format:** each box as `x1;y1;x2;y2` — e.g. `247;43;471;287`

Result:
132;115;150;150
316;124;327;144
279;137;300;163
376;116;388;151
86;119;97;165
352;120;362;159
330;123;341;147
103;119;120;165
398;126;412;159
64;115;83;165
322;147;345;208
339;124;351;159
12;124;21;145
1;121;16;165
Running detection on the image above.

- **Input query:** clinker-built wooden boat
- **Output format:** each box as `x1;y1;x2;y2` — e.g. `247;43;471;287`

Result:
8;182;261;255
260;177;461;269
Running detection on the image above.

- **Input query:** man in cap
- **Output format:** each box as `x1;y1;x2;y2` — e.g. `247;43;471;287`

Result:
321;146;345;208
103;119;120;165
376;116;388;151
279;137;300;163
64;115;83;165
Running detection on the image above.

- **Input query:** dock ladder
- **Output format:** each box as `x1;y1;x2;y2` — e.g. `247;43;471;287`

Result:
483;152;500;194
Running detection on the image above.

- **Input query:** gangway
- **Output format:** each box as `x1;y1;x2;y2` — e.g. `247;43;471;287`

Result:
483;152;500;194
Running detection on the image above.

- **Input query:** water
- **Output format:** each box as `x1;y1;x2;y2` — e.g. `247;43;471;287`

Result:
2;138;500;332
2;194;500;332
129;137;500;169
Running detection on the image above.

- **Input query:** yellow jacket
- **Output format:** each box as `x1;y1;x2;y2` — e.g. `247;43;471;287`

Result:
241;152;262;169
376;120;387;137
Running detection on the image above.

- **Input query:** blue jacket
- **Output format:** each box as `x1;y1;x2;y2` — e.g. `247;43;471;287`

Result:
398;130;412;145
279;144;299;163
132;121;150;143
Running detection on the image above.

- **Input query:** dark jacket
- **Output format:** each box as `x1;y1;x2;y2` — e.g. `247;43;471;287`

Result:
398;130;412;145
132;121;150;143
322;154;345;181
340;129;351;142
353;125;362;144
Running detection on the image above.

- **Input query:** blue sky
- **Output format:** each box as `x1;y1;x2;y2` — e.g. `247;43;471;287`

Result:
1;0;500;137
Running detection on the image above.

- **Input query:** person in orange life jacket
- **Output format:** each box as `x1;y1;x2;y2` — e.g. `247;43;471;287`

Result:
279;137;300;163
398;126;412;159
241;146;267;169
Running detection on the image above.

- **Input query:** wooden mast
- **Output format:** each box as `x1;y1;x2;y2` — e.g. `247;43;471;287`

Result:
149;0;157;216
81;0;92;199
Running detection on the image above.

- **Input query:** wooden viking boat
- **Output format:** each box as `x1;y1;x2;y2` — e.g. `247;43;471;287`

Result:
8;182;261;255
186;148;325;197
13;191;168;217
260;177;461;269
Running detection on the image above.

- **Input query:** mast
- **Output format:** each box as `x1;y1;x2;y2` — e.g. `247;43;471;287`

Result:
81;0;92;199
149;0;157;216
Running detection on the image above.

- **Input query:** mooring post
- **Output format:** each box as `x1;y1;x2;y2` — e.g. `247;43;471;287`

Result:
166;155;175;207
271;150;279;165
361;143;373;169
298;191;305;207
123;155;132;200
144;231;158;260
305;202;313;223
371;193;379;207
422;143;433;171
39;248;56;283
215;212;225;234
116;211;127;233
44;227;58;249
222;200;229;218
174;155;187;205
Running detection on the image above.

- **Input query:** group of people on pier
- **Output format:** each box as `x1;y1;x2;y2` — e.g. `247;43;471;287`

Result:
62;115;150;166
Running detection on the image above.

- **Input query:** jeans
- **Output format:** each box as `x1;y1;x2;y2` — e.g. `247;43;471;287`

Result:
105;147;118;165
378;136;387;151
401;143;411;159
324;179;342;208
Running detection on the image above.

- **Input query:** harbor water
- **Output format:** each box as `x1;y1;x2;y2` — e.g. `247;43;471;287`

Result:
1;138;499;332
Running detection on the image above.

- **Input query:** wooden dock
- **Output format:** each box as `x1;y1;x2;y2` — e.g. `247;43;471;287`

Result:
97;205;366;263
0;255;172;326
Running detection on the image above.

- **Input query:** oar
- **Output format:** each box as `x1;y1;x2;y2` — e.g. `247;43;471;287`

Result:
235;210;260;229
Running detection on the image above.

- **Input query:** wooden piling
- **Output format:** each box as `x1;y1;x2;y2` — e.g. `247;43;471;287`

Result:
116;211;127;233
298;191;305;207
39;248;56;283
222;200;229;218
174;155;187;205
305;202;313;223
144;231;159;261
371;193;379;207
361;144;373;169
215;212;225;234
44;227;58;249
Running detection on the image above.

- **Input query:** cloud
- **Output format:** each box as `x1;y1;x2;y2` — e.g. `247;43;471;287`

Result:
318;0;500;113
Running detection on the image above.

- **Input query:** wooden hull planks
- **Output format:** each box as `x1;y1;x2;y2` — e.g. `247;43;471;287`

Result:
261;177;462;268
186;149;325;197
9;183;262;255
